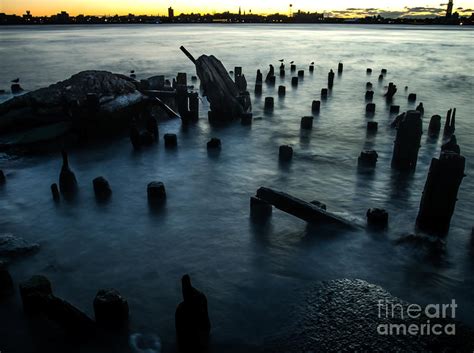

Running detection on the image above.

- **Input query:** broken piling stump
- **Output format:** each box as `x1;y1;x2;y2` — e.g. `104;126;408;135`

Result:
175;275;211;352
164;133;178;148
391;110;423;170
338;63;343;73
59;150;78;195
365;91;374;101
207;138;221;150
93;176;112;200
366;68;372;74
312;100;321;113
367;121;378;132
298;70;304;78
147;181;166;203
367;208;389;228
291;77;298;87
254;83;262;95
255;187;357;228
366;103;376;113
93;288;129;329
278;85;286;97
328;70;335;89
428;115;441;137
408;93;417;102
264;97;274;111
51;183;60;201
301;116;313;130
358;150;378;167
416;151;466;233
321;88;328;99
444;108;456;136
250;196;272;220
279;145;293;161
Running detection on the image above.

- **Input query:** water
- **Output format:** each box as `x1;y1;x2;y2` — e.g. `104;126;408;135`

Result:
0;24;473;352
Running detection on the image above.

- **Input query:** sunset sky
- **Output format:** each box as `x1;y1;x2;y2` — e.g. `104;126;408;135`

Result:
1;0;474;17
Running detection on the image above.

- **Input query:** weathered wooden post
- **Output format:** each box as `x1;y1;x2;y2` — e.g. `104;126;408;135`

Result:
416;150;466;233
280;67;285;77
147;181;166;203
264;97;274;111
428;114;441;137
59;150;78;195
441;135;460;154
279;145;293;161
385;82;397;101
328;69;335;89
93;177;112;200
367;121;378;132
256;70;263;83
312;100;321;113
309;64;314;72
391;110;423;170
366;103;376;113
278;85;286;97
290;64;296;72
378;74;384;81
408;93;417;102
164;133;178;148
93;289;129;329
234;67;242;77
250;196;272;220
265;65;275;84
207;138;221;150
291;77;298;87
301;116;313;130
444;108;456;136
416;102;424;115
175;275;211;352
365;90;374;101
188;92;199;122
254;82;262;95
298;70;304;78
358;150;378;167
321;88;328;99
338;63;343;73
51;183;60;201
366;68;372;74
381;69;387;75
366;82;373;89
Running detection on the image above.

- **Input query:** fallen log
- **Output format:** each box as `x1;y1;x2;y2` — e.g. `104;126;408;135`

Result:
255;187;359;229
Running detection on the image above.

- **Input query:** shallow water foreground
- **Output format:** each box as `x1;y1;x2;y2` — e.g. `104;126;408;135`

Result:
0;24;473;352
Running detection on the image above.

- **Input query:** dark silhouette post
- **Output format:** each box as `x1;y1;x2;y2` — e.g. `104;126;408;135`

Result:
416;150;465;233
175;275;211;352
391;110;423;170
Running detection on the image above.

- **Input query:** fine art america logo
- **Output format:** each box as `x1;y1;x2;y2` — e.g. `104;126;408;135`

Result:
377;299;457;336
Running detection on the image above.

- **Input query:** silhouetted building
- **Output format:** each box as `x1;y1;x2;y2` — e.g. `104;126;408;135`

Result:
23;10;33;22
168;7;174;18
446;0;454;18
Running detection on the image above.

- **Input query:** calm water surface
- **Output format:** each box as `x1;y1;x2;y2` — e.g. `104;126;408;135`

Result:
0;24;473;352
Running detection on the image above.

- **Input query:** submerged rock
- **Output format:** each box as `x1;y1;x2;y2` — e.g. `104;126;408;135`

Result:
265;279;474;353
0;234;39;262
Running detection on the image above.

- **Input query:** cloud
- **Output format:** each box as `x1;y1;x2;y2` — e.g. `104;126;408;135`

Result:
325;6;472;18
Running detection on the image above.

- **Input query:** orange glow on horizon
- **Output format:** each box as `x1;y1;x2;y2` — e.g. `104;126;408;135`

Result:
2;0;474;17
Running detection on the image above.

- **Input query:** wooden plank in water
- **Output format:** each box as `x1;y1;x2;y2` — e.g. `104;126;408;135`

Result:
256;187;358;229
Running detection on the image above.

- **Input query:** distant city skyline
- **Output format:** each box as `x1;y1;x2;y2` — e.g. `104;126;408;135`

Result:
2;0;474;17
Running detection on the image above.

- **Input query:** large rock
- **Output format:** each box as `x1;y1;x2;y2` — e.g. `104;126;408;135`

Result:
0;71;146;147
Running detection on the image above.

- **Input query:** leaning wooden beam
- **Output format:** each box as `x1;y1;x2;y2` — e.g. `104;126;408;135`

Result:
256;187;358;229
151;96;181;119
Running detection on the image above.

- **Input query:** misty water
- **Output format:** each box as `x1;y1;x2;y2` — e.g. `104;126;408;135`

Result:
0;24;473;352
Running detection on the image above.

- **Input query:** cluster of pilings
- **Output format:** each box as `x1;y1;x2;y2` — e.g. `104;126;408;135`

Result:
1;269;210;352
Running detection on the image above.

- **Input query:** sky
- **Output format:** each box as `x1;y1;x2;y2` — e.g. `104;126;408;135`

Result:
1;0;474;17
